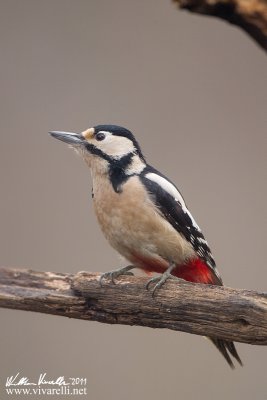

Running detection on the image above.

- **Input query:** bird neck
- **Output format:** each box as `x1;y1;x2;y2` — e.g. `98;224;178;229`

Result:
108;153;146;193
91;152;146;194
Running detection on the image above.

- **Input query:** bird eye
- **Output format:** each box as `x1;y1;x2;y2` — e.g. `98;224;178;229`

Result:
95;132;106;141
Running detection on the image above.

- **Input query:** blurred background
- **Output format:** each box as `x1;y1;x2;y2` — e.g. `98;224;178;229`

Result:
0;0;266;399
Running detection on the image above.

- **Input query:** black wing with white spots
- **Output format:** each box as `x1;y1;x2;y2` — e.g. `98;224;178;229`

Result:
140;165;217;271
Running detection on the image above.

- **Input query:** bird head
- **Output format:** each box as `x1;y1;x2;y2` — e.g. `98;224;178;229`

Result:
49;125;145;173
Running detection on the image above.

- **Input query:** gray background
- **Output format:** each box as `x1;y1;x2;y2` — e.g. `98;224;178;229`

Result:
0;1;266;399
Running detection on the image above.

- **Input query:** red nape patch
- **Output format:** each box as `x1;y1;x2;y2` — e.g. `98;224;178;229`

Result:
173;258;222;285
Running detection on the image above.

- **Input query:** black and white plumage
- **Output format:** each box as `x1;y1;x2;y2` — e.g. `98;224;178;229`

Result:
140;165;219;276
49;124;242;368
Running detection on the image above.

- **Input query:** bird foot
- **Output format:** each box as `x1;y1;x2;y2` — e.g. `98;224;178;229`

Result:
99;265;135;287
146;264;184;296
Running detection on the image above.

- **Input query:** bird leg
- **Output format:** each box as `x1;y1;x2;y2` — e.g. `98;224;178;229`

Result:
146;262;184;296
99;265;135;286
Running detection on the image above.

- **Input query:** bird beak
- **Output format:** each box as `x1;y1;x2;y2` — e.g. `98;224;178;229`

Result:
49;131;84;146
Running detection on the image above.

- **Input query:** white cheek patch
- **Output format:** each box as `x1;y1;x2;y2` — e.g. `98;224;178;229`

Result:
96;133;135;158
145;172;201;231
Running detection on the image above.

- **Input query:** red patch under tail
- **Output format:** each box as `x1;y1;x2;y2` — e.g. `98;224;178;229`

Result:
130;251;222;285
173;258;222;286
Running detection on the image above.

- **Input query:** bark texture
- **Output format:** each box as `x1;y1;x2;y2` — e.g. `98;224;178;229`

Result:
0;267;267;345
173;0;267;51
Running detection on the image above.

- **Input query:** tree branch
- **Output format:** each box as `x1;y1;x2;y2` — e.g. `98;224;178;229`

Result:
0;266;267;345
173;0;267;51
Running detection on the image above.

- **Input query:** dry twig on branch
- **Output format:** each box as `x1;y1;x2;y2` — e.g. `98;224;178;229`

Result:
1;267;267;345
173;0;267;51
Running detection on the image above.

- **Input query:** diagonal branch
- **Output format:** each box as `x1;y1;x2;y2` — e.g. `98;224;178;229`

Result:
0;266;267;345
173;0;267;51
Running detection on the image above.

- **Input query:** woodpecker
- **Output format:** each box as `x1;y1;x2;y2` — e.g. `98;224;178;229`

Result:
50;125;242;368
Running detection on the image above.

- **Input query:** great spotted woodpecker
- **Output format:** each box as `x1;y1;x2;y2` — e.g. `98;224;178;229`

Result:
50;125;242;368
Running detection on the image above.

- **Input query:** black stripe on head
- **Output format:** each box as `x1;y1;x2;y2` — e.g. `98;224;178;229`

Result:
94;125;145;162
85;140;136;193
85;139;138;193
84;142;112;162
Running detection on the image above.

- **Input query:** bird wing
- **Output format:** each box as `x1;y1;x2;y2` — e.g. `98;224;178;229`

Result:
140;165;218;273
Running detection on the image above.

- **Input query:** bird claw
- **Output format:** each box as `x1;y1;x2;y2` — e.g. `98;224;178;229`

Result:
146;273;172;296
99;266;134;287
146;271;184;297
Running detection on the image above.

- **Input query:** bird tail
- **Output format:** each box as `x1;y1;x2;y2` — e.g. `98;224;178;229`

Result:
173;258;243;368
209;338;243;369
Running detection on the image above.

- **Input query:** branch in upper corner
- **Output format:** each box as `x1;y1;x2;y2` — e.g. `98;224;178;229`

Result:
173;0;267;51
0;266;267;345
